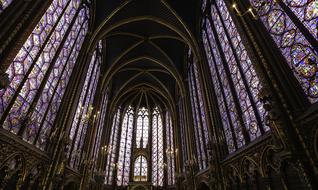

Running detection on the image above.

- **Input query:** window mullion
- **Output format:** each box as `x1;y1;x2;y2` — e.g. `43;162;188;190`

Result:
33;19;86;145
192;63;208;167
213;4;264;132
68;53;98;165
0;0;72;126
207;15;250;144
277;1;318;50
203;26;238;150
189;66;204;169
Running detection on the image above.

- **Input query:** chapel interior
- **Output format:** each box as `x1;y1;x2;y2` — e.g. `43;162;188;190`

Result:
0;0;317;189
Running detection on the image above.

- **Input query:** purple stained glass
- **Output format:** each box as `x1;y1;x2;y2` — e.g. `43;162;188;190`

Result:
152;107;164;186
117;106;134;186
92;90;108;172
136;107;149;148
0;0;69;131
282;0;318;41
0;0;13;13
178;100;188;172
68;40;101;169
72;60;100;169
166;111;175;186
202;30;236;153
134;156;148;182
105;108;121;185
188;60;208;170
23;9;87;146
249;0;318;102
0;0;89;150
211;0;266;140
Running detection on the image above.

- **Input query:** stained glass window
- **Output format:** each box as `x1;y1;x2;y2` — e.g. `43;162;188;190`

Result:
166;111;175;186
136;107;149;148
103;104;177;187
152;107;164;186
187;50;209;170
178;99;187;172
134;156;148;182
0;0;13;13
201;0;270;153
105;107;121;185
249;0;318;103
117;106;134;186
0;0;90;150
68;41;101;170
92;87;108;173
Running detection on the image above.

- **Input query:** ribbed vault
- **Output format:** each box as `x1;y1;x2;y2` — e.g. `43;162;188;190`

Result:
89;0;201;116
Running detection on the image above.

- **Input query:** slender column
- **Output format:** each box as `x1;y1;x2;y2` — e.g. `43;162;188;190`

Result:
111;109;124;187
0;0;52;81
0;0;73;126
42;33;92;190
202;25;238;151
207;14;250;144
80;79;103;189
162;110;168;187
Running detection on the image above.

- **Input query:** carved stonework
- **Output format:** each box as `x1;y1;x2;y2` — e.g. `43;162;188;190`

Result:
0;129;49;189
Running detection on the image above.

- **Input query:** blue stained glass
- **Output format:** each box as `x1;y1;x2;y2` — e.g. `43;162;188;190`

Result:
105;108;121;185
68;40;101;169
249;0;318;102
202;0;271;153
151;107;164;186
136;107;149;148
166;111;175;185
0;0;13;13
117;106;134;186
202;30;236;152
0;0;89;150
134;156;148;182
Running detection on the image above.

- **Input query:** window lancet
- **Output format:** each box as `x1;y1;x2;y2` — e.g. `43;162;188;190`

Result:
68;41;101;169
0;0;89;150
104;105;175;187
201;0;270;153
136;107;149;148
151;107;164;187
166;111;175;186
104;108;121;185
117;106;134;186
134;156;148;182
188;51;209;169
249;0;318;103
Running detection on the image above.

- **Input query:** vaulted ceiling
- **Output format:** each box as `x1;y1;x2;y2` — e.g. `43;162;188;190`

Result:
90;0;201;110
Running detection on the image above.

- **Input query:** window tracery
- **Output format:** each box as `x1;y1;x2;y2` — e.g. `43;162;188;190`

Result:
201;0;270;153
249;0;318;103
0;0;90;150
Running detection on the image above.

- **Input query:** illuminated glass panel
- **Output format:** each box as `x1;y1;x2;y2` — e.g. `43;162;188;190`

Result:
105;108;121;185
202;30;236;152
249;0;318;102
117;106;134;186
188;54;208;170
201;0;270;153
151;107;164;186
92;88;108;172
178;100;188;172
0;0;13;13
166;111;175;186
68;41;101;169
136;107;149;148
134;156;148;182
0;0;90;149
